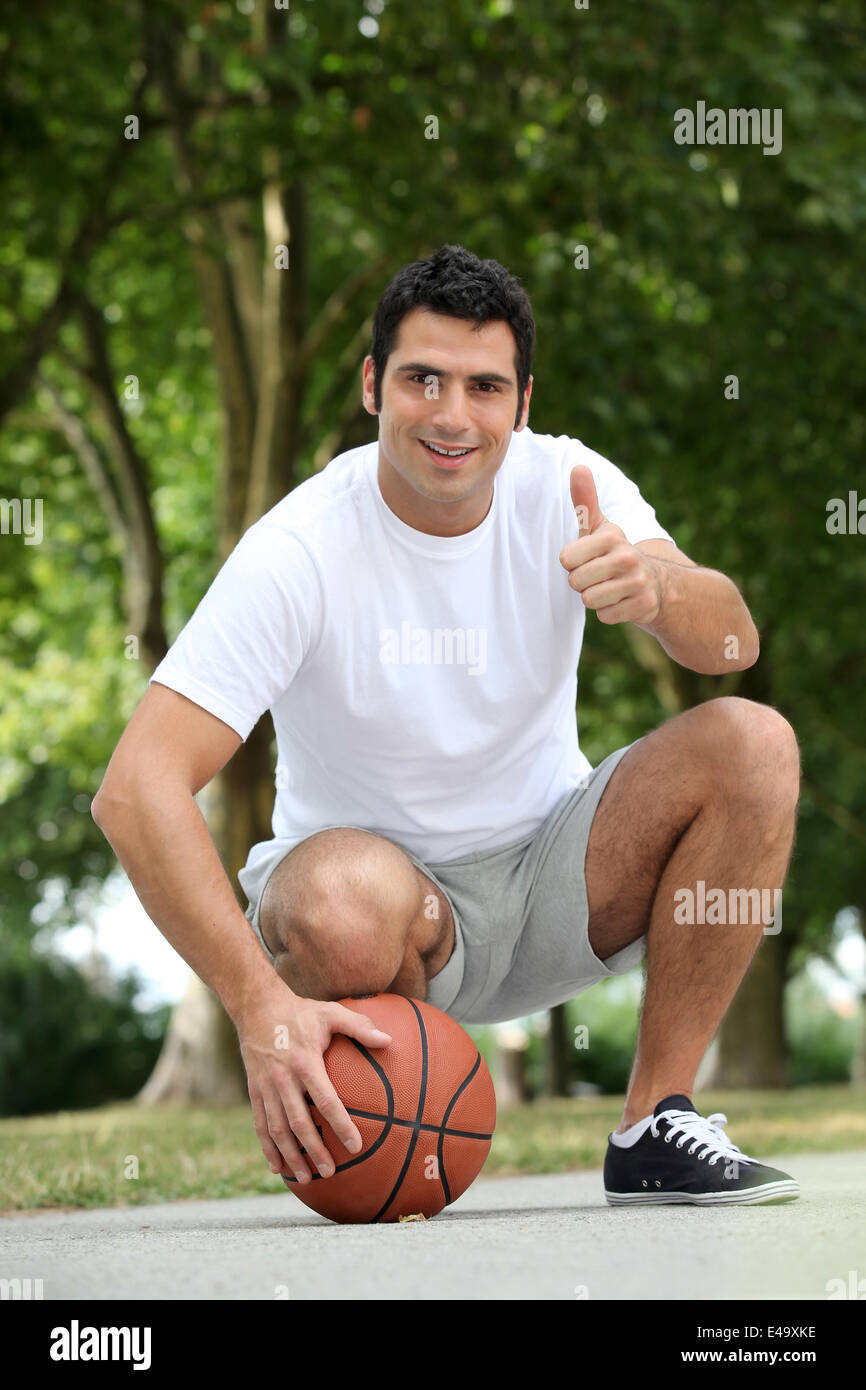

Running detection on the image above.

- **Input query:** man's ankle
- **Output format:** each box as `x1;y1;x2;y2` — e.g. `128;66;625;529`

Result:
617;1089;694;1133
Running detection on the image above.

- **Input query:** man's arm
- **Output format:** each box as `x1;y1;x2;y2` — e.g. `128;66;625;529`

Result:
91;683;275;1019
633;539;760;676
562;464;760;677
91;682;391;1180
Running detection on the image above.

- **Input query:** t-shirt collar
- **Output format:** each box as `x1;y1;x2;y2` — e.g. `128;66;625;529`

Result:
365;441;501;557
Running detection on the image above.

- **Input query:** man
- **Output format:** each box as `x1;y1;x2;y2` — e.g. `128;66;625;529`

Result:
93;244;800;1205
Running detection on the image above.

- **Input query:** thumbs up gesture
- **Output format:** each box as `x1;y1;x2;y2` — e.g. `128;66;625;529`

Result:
559;465;663;626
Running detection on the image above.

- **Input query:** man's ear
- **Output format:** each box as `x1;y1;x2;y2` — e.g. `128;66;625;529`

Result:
362;356;378;414
515;373;533;430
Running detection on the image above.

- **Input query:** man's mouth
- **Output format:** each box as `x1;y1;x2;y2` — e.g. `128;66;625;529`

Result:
419;439;479;468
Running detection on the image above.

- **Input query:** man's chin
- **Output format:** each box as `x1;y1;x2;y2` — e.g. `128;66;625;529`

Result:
409;473;482;504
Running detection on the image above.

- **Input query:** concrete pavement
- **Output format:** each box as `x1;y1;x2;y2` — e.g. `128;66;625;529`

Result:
1;1150;864;1300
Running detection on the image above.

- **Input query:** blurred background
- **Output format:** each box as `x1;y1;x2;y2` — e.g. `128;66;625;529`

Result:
1;0;864;1200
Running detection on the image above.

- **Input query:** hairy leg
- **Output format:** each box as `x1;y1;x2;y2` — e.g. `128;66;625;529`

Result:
259;828;455;1001
581;697;800;1129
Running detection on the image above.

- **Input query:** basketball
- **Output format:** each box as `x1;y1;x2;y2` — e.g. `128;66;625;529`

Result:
281;993;496;1223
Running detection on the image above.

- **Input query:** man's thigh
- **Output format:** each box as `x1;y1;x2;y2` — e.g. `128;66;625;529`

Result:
583;696;785;960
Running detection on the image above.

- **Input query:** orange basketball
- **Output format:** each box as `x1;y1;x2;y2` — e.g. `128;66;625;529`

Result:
281;993;496;1223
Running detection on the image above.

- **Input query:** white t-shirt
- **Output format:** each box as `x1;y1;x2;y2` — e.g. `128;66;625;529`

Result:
150;427;675;873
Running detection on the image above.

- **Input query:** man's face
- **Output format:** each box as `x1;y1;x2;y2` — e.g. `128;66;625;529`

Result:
362;307;532;536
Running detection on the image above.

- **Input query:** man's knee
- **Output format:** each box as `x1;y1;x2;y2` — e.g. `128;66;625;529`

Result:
262;829;424;999
696;697;800;803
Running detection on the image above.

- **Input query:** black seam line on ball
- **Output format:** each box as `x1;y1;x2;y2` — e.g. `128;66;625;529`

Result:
283;1037;396;1185
343;1107;492;1142
371;998;429;1223
437;1051;483;1206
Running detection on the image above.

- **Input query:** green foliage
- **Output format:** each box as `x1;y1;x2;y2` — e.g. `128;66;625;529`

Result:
0;938;169;1117
473;977;642;1096
785;971;861;1085
565;985;642;1094
0;0;864;1066
476;967;863;1097
525;980;641;1095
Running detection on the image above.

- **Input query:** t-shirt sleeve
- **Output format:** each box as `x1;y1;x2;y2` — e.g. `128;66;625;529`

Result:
148;523;324;741
564;438;677;547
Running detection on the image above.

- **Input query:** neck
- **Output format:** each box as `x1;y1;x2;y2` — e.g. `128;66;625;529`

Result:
376;454;493;537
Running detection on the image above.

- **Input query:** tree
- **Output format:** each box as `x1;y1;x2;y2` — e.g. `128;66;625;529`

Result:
2;0;864;1108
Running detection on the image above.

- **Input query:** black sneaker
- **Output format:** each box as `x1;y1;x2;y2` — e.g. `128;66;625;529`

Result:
603;1093;800;1206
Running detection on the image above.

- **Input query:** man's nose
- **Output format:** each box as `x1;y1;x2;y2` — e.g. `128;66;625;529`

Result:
425;384;473;435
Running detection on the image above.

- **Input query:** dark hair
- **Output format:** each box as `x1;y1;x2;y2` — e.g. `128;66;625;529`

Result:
370;244;535;429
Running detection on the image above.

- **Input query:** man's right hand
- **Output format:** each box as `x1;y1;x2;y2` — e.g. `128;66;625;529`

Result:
236;980;392;1183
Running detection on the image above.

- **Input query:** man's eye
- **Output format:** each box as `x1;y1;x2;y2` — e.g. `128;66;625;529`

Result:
408;374;497;391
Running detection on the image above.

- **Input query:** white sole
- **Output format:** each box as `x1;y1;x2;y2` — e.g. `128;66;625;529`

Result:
605;1180;800;1206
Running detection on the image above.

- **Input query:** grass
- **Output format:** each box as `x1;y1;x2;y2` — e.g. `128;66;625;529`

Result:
1;1084;864;1214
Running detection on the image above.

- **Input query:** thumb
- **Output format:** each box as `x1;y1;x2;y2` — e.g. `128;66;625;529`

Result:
569;464;605;537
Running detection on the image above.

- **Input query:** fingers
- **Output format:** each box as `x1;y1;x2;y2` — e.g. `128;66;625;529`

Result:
250;1085;309;1183
301;1061;365;1158
559;532;605;572
331;1003;392;1049
254;1064;361;1180
248;1004;393;1185
286;1002;394;1165
263;1072;336;1181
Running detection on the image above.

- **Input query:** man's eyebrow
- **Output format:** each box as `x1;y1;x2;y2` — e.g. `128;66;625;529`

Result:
394;361;514;387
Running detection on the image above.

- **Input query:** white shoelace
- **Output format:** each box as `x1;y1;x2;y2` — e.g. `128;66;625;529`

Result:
649;1109;756;1166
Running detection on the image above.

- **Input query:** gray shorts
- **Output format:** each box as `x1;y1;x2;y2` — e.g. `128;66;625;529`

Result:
239;741;647;1025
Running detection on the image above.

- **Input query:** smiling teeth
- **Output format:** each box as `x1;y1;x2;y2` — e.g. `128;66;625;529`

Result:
424;441;472;456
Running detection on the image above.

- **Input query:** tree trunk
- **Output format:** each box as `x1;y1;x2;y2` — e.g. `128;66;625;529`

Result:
492;1032;530;1107
136;717;275;1104
691;626;795;1087
135;18;284;1104
136;971;246;1105
705;931;790;1088
853;993;866;1087
853;907;866;1085
545;1003;571;1097
134;748;268;1106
